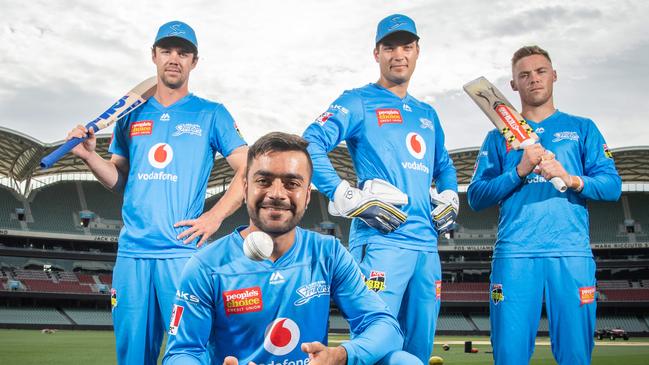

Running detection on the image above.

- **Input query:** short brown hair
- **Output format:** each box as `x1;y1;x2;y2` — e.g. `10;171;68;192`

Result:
246;132;313;177
511;45;551;67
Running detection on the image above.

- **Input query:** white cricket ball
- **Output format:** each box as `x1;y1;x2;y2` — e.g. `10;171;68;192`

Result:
243;231;273;261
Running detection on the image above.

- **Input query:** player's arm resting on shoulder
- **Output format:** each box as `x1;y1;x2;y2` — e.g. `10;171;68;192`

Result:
468;133;522;211
328;179;408;234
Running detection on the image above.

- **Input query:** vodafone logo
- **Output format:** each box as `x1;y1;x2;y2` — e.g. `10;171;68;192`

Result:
263;318;300;356
148;143;174;169
405;132;426;159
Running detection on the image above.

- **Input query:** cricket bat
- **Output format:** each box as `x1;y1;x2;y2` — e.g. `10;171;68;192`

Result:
463;76;567;192
40;76;157;169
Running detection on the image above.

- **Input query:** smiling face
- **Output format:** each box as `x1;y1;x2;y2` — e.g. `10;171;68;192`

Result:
511;54;557;109
374;32;419;86
151;41;197;90
245;151;311;236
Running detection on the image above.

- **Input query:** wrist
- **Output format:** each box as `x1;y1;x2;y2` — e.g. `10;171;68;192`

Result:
333;346;348;365
569;175;584;192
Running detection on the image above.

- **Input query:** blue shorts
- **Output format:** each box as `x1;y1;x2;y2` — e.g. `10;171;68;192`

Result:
351;244;441;363
112;256;189;365
490;256;596;365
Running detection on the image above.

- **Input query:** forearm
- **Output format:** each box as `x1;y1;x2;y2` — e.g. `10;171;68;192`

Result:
82;152;126;193
579;173;622;201
467;167;522;211
206;166;245;220
342;317;403;365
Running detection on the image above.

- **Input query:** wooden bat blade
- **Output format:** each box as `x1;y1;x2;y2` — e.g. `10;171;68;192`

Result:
463;76;537;150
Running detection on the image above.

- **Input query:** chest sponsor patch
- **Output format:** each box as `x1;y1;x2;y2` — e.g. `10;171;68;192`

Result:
579;286;596;305
223;286;263;316
129;120;153;137
365;270;386;292
376;108;403;126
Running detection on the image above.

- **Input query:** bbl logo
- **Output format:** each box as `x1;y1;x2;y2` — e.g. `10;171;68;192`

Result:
365;270;386;292
110;288;117;309
491;283;504;305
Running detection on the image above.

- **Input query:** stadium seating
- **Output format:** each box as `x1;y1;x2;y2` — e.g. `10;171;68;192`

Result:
596;315;648;332
63;308;112;326
597;280;631;289
28;182;84;234
0;307;71;325
627;193;649;232
471;313;490;331
328;314;348;332
81;182;122;220
599;289;649;301
0;186;23;230
442;282;489;302
436;313;474;331
588;200;626;243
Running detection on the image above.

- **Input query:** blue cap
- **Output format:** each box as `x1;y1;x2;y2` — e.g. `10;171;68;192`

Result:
153;21;198;51
375;14;419;44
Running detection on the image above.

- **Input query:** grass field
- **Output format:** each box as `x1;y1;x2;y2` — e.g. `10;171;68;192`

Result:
0;330;648;364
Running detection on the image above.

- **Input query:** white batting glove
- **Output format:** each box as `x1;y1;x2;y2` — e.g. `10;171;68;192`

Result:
430;188;459;235
328;179;408;234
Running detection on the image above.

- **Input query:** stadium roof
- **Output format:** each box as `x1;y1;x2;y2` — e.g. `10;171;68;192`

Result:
0;127;647;196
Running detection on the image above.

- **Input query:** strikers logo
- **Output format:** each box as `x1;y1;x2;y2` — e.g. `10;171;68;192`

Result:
147;143;174;169
376;108;403;126
491;283;504;305
263;318;300;356
365;270;386;292
129;120;153;137
405;132;426;159
579;286;596;305
223;286;263;316
168;304;184;335
435;280;442;300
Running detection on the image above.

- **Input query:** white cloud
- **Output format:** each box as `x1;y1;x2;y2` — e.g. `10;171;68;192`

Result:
0;0;647;150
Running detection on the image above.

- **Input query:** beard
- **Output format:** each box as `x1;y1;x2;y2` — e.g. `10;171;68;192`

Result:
247;197;305;236
160;72;185;90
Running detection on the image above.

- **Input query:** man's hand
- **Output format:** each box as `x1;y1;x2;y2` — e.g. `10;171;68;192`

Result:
301;342;347;365
66;124;97;161
175;210;225;247
516;144;545;178
223;356;256;365
538;157;570;186
430;189;459;235
328;179;408;234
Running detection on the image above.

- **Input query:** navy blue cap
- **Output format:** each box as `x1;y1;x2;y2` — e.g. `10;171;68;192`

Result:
153;21;198;51
375;14;419;44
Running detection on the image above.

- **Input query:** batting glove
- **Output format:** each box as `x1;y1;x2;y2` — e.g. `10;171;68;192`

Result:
328;179;408;234
430;188;459;235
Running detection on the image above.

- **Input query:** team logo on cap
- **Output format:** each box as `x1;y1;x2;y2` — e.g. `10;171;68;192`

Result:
148;143;174;169
263;318;300;356
405;132;426;159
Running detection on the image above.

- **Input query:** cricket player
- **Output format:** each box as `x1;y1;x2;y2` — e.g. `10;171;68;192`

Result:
163;132;423;365
65;21;248;364
302;14;458;363
468;45;622;365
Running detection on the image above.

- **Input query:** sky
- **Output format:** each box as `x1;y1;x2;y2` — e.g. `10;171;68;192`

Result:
1;0;647;151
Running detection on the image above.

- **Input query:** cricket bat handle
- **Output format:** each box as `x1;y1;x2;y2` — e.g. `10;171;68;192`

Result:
550;176;568;192
40;123;100;169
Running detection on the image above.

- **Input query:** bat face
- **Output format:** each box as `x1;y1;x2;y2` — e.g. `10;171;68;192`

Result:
464;77;537;150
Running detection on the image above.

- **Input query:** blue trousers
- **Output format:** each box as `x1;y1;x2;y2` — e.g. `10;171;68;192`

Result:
490;257;596;365
112;256;189;365
351;244;441;364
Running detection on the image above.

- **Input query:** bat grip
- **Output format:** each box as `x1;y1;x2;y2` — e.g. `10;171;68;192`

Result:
550;177;568;193
40;123;100;169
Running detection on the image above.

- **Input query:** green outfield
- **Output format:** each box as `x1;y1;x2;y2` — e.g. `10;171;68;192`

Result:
0;330;648;364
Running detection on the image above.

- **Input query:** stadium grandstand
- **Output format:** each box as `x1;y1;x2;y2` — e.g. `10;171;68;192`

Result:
1;127;648;336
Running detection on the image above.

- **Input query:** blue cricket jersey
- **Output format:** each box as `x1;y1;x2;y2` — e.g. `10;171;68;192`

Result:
109;94;246;258
163;226;403;365
468;110;621;258
302;83;457;252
